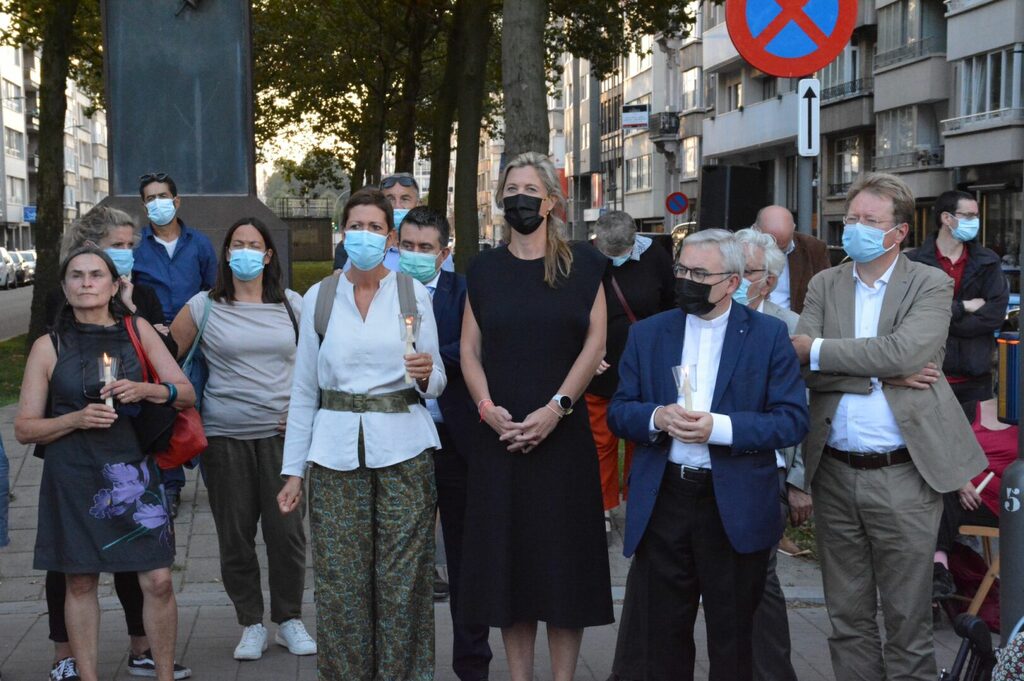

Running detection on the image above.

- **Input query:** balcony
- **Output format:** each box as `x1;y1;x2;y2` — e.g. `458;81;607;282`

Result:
648;111;680;143
702;90;799;157
873;146;944;171
942;108;1024;134
875;36;945;70
821;78;874;103
944;0;997;16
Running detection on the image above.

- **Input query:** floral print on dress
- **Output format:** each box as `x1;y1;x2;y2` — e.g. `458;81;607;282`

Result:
90;458;172;549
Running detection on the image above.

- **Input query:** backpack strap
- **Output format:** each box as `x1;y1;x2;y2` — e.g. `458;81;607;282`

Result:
396;272;417;319
183;296;212;370
314;272;341;344
282;294;299;345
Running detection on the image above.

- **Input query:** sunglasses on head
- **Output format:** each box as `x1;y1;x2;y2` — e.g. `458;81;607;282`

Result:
381;176;418;190
139;172;170;184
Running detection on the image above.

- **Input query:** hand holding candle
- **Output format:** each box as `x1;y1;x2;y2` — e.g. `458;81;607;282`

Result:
671;364;696;411
682;366;693;411
99;353;118;407
401;313;420;384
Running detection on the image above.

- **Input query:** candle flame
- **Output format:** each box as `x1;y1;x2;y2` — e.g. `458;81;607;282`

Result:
102;353;112;367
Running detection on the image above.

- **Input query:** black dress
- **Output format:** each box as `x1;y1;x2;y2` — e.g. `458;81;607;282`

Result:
460;242;613;629
33;319;175;574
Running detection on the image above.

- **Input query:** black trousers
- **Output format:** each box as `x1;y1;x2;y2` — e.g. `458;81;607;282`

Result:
47;570;145;643
936;491;999;554
951;375;993;405
613;466;770;681
435;423;493;681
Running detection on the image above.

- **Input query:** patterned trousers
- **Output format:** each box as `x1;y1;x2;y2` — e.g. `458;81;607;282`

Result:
309;450;436;681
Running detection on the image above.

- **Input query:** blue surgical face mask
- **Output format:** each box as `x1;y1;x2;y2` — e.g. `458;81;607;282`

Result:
146;197;176;226
399;249;440;283
344;230;389;271
952;217;980;242
610;253;630;267
392;208;410;231
842;223;897;263
105;248;134;277
732;276;752;306
229;248;266;281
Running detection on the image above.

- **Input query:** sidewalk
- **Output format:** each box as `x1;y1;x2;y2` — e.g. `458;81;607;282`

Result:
0;403;968;680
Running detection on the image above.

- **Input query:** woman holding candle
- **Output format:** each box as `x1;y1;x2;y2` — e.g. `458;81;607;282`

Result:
169;218;314;661
459;152;612;681
15;246;194;681
276;188;446;681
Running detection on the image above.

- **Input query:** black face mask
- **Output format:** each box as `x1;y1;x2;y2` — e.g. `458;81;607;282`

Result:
503;194;545;235
675;277;728;316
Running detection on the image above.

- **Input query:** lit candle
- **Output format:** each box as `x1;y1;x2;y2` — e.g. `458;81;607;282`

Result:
975;471;996;495
682;365;692;411
404;315;416;384
102;353;114;407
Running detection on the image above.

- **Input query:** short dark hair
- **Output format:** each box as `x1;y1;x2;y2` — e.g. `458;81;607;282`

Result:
401;206;450;247
933;190;976;231
209;217;286;304
342;188;395;231
139;172;178;198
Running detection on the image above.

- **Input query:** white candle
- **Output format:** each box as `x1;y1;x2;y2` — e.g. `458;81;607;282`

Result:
404;316;415;384
682;365;693;411
975;471;996;495
102;353;114;407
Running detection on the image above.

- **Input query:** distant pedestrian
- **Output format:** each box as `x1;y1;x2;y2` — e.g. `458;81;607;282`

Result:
906;190;1009;403
587;210;675;519
459;152;613;681
755;205;830;313
277;188;446;681
15;247;195;681
169;218;314;662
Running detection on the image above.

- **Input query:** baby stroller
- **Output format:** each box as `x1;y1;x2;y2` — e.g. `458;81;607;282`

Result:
939;614;995;681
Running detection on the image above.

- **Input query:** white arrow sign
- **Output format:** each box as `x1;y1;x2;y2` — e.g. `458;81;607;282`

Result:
798;78;820;157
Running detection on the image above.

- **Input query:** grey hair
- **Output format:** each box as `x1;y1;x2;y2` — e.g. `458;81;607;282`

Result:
681;228;745;275
734;228;786;277
61;205;138;261
593;210;636;253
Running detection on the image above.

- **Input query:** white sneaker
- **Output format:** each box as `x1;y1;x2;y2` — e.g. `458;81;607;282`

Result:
233;623;268;661
275;618;317;656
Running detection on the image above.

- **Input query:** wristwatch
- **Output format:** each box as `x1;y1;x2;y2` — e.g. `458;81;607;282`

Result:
552;394;574;415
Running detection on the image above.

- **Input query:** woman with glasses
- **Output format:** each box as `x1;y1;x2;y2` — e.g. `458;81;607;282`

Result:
169;218;314;662
906;189;1009;403
15;247;194;681
459;152;612;681
277;188;446;680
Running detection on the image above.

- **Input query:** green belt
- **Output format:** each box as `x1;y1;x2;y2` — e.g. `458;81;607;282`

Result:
319;388;420;414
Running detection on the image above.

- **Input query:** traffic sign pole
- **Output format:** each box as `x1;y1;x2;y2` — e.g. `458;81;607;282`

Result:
796;78;820;236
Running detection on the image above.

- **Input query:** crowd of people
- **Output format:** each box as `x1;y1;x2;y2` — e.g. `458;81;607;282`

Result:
5;158;1013;681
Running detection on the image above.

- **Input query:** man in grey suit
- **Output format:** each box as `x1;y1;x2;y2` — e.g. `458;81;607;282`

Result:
790;173;987;681
734;228;810;681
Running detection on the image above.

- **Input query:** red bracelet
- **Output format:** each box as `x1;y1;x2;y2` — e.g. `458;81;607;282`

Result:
477;399;494;421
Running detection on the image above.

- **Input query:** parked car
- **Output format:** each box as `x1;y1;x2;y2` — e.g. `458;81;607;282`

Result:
0;247;16;289
16;250;34;284
9;251;27;285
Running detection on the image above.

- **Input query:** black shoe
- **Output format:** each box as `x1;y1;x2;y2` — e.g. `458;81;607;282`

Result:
127;649;192;679
433;569;450;601
166;491;180;519
933;562;956;600
49;657;81;681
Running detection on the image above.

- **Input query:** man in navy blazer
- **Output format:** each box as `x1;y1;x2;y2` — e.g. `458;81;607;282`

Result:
397;207;492;681
608;229;808;681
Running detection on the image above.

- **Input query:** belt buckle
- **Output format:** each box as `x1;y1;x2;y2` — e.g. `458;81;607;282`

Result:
681;465;702;481
351;394;366;413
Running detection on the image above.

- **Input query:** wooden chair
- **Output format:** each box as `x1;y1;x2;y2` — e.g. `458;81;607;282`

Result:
957;525;1000;616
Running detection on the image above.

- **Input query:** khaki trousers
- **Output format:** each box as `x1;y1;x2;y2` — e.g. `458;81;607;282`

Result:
813;455;942;681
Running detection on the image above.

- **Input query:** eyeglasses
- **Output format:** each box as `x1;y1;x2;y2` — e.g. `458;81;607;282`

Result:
744;268;767;277
673;265;734;284
380;175;419;191
843;215;895;229
139;172;170;184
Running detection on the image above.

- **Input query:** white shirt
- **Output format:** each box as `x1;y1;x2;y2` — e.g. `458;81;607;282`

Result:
809;257;905;453
649;305;734;468
423;271;444;423
769;240;795;309
281;271;447;476
155;236;178;259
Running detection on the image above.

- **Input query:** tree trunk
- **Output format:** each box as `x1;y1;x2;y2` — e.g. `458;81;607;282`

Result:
394;4;428;173
452;0;492;273
501;0;549;158
27;0;79;346
426;0;463;215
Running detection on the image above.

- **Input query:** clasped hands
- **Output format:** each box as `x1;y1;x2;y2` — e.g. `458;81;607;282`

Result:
655;404;713;444
484;403;561;454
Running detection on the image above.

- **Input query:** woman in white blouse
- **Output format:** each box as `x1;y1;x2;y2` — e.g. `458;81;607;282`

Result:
277;188;446;681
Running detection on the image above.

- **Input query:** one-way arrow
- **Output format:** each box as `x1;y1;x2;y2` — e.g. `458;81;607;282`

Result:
803;86;816;141
797;78;820;157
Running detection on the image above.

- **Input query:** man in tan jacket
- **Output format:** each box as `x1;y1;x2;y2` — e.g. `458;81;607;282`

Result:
791;173;986;681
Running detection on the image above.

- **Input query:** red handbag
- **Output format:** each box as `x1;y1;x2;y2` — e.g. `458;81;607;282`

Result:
124;317;207;470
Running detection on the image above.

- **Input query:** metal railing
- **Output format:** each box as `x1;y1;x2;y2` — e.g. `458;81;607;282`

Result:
944;0;995;15
273;197;331;218
875;36;945;69
941;107;1024;133
873;146;944;170
828;182;853;196
821;77;874;102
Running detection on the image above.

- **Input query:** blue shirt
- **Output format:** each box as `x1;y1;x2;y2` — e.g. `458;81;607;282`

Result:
133;220;218;322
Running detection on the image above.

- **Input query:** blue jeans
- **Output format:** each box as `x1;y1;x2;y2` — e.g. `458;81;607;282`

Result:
0;434;10;548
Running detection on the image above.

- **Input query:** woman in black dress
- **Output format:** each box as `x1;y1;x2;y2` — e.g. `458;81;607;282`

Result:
460;151;612;681
15;247;194;681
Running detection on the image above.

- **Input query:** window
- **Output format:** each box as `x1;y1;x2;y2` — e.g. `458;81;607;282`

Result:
956;48;1017;117
878;0;920;54
704;72;717;112
877;0;945;66
876;107;917;157
761;77;777;100
831;136;861;192
682;68;702;110
580;74;589;101
724;74;743;112
6;176;24;205
64;185;76;208
625;154;652;192
876;105;941;168
2;80;21;113
12;47;20;67
64;145;77;171
581;122;590;150
682;137;700;179
79;140;92;168
821;44;860;91
4;128;23;159
706;1;725;28
627;36;653;76
600;93;622;135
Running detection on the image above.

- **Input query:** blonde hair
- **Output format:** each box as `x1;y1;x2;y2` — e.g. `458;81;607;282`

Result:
61;205;137;261
495;152;573;287
846;172;915;227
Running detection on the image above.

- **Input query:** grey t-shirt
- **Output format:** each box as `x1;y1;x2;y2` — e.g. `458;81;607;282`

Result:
186;290;303;439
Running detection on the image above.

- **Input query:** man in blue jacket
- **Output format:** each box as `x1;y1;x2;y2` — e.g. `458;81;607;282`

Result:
397;206;492;681
608;229;808;681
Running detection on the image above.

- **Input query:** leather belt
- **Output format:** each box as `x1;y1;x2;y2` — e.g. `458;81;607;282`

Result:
320;389;419;414
666;462;712;485
825;445;911;470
